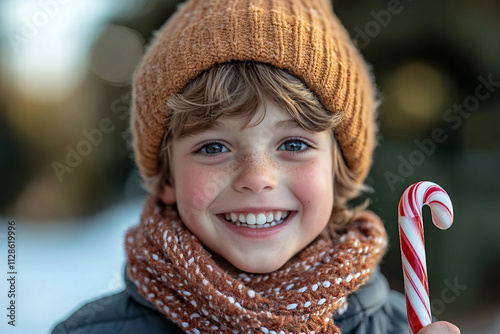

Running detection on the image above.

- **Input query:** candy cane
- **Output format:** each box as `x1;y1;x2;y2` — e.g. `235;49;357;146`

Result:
398;181;454;334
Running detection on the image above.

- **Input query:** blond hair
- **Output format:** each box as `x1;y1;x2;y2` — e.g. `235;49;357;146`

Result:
147;61;369;234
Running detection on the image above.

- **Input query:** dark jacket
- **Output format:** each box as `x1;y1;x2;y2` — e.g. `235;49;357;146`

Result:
52;266;408;333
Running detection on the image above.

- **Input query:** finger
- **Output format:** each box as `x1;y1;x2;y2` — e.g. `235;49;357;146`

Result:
417;321;460;334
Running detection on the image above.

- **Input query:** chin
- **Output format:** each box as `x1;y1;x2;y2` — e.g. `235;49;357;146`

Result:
230;255;290;274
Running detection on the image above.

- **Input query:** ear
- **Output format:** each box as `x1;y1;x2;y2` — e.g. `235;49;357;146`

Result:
159;183;176;204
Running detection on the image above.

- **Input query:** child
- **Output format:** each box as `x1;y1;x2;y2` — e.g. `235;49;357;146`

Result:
53;0;459;333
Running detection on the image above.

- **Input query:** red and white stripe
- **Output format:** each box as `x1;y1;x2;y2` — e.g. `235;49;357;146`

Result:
398;181;454;334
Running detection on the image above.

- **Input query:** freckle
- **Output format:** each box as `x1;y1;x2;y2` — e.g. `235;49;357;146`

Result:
222;162;236;174
239;152;282;173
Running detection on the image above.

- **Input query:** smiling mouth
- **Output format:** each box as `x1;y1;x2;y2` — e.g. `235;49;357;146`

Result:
222;211;291;228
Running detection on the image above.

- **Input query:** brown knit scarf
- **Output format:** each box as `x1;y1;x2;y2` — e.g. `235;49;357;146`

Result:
125;197;387;334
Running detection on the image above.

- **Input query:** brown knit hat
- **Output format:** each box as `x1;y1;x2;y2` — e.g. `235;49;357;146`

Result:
131;0;377;190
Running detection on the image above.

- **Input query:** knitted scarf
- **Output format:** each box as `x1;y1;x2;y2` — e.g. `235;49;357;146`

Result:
125;197;388;334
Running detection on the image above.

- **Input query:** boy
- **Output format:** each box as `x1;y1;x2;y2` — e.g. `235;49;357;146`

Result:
53;0;459;333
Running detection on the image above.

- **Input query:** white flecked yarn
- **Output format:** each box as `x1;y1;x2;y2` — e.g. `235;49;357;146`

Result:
126;197;387;334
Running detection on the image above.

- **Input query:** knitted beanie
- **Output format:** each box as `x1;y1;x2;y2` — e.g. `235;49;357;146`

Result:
131;0;377;189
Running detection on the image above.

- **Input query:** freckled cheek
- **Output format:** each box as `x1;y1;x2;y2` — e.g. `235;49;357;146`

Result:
175;165;231;210
290;162;334;209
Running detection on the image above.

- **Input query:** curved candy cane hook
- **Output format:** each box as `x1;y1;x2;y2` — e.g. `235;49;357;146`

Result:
398;181;454;334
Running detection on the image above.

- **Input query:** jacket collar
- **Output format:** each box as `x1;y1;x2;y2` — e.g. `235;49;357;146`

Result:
124;268;159;310
334;265;390;332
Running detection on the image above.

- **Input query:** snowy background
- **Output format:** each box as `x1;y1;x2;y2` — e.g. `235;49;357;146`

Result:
0;197;144;334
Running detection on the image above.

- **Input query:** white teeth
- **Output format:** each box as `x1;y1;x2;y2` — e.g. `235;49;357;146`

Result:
223;211;290;228
275;211;282;221
247;214;256;225
256;213;266;225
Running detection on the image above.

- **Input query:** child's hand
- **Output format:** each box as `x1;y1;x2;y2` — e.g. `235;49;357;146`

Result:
417;321;460;334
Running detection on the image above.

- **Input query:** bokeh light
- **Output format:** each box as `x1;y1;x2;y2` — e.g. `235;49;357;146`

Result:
90;25;144;85
380;61;453;139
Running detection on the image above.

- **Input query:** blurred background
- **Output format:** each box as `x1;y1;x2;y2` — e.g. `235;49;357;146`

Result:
0;0;499;332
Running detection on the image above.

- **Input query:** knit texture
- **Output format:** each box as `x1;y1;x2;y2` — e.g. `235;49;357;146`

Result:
131;0;377;188
125;197;388;333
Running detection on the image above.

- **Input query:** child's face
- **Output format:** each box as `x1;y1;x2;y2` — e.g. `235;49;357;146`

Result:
160;99;334;273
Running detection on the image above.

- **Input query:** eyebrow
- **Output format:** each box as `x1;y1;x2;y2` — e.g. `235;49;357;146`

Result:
179;120;228;138
274;119;302;130
181;118;303;138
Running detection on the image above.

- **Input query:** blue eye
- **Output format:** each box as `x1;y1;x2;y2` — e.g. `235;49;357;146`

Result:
198;142;229;154
279;139;309;152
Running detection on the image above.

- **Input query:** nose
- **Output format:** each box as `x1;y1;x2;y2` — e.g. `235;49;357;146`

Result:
232;153;278;193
